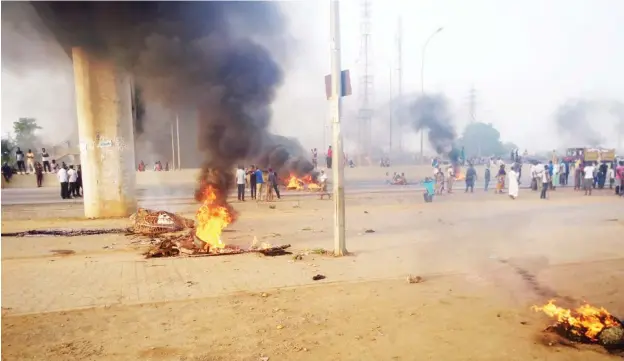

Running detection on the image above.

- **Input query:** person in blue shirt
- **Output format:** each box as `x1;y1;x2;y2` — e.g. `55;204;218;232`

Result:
255;167;265;201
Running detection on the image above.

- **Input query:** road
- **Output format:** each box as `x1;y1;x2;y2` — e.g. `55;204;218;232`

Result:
1;176;535;206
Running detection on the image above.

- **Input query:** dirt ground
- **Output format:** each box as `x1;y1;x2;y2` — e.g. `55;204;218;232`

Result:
2;187;623;361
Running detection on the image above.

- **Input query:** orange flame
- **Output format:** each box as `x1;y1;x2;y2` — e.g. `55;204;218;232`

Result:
195;185;234;250
532;300;620;340
455;170;465;181
285;174;319;191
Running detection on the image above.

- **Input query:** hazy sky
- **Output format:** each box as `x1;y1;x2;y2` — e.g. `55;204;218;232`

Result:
2;0;623;153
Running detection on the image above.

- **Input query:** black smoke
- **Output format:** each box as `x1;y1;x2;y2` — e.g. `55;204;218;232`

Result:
27;2;314;208
406;94;459;163
555;99;604;147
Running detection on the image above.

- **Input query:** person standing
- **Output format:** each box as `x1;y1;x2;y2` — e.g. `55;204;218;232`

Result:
508;165;519;199
41;148;51;173
465;164;477;193
271;170;281;199
265;168;275;202
255;167;265;201
583;162;596;196
26;149;35;173
57;165;69;199
540;165;550;199
34;162;44;187
15;147;26;174
496;164;506;194
2;162;13;183
235;165;246;201
607;164;615;190
446;165;455;193
76;165;83;197
68;165;78;196
311;148;318;168
616;161;624;196
248;165;257;200
484;165;491;191
326;146;333;169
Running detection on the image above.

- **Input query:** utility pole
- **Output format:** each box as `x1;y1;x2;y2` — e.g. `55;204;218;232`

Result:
396;16;403;152
357;0;374;161
389;66;393;152
420;27;444;162
170;122;176;169
176;114;181;170
329;0;347;256
468;86;477;123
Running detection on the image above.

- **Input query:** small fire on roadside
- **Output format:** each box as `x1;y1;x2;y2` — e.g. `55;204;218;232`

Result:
532;300;624;346
455;170;466;181
285;174;319;191
195;184;235;251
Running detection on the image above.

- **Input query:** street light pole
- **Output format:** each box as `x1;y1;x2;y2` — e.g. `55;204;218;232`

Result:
330;0;347;256
420;27;444;162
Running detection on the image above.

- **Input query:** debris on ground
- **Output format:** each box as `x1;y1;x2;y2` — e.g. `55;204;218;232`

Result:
312;274;326;281
407;275;424;284
364;229;375;233
50;249;76;256
2;228;128;238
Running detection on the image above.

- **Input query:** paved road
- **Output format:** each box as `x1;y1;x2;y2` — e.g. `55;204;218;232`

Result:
1;180;426;206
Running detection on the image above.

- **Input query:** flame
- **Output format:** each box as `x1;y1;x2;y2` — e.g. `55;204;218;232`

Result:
532;300;620;340
195;185;234;250
285;173;319;191
455;171;465;181
286;174;304;190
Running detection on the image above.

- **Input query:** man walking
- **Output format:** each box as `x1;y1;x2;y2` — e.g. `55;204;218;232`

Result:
539;165;550;199
236;165;246;201
269;169;281;199
484;165;491;191
57;165;69;199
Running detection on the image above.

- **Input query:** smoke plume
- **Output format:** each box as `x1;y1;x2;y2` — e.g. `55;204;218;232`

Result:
26;2;314;210
555;99;604;147
406;94;459;162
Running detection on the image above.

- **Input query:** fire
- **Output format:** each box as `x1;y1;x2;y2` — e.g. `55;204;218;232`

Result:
195;185;234;250
532;300;621;340
455;170;465;181
286;174;304;190
285;173;319;191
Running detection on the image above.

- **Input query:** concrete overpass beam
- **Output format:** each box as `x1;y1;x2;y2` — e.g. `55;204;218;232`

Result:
72;47;137;218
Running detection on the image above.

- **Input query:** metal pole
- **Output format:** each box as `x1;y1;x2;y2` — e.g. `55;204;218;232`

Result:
330;0;346;256
170;122;176;170
176;114;181;170
397;17;403;152
389;66;393;152
420;27;444;163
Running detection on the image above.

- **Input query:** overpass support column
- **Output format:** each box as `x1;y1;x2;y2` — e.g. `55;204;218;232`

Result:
72;47;137;218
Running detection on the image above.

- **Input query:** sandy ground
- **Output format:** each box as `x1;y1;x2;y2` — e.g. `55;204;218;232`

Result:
2;185;623;361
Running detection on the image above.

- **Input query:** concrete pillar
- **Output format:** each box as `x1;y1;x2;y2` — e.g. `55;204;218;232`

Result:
72;47;137;218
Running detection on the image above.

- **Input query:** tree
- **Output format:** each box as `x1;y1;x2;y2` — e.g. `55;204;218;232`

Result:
13;117;42;151
457;122;506;157
1;136;16;164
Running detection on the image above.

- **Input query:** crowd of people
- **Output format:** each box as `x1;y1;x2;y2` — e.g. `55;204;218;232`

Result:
233;165;330;202
1;147;75;192
530;159;624;198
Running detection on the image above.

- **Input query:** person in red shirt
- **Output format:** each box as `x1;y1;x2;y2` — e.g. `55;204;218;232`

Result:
326;146;333;169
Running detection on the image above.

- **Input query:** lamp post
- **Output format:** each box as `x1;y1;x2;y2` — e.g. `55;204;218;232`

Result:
420;27;444;162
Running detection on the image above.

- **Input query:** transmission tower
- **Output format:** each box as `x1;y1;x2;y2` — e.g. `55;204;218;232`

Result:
468;86;477;123
396;16;403;152
357;0;374;158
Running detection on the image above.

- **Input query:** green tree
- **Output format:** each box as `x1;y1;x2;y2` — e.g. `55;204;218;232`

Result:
457;122;506;157
1;136;16;164
13;117;42;150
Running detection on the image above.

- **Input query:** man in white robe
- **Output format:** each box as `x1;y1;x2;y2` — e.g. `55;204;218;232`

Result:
508;167;519;199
